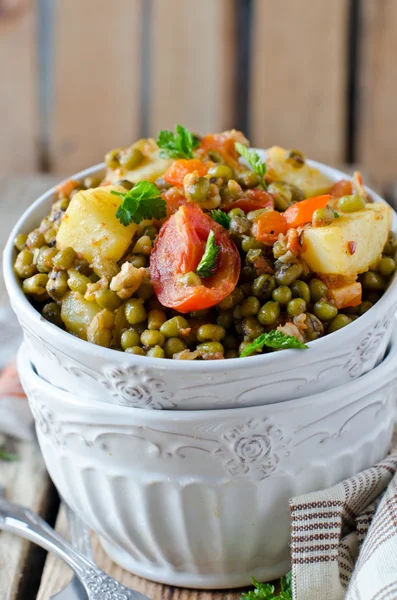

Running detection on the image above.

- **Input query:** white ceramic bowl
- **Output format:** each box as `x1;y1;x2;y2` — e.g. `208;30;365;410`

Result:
5;159;397;410
18;324;397;589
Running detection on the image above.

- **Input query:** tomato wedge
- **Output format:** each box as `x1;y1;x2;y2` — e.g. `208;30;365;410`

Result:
223;189;274;213
163;159;209;188
150;204;241;312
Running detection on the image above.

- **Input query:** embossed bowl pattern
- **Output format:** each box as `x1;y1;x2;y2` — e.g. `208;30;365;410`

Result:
17;330;397;588
5;158;397;410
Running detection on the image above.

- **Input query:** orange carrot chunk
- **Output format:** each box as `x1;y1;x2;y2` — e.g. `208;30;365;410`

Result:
256;210;288;245
163;159;209;188
284;195;333;228
329;179;353;198
329;282;362;309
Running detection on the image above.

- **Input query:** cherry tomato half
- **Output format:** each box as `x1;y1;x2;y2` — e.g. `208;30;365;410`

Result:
150;204;241;312
223;189;274;213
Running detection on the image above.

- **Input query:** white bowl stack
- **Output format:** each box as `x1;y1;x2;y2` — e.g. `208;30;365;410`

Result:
4;160;397;588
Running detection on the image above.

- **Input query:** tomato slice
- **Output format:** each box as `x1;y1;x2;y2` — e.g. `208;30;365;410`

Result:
163;159;209;188
150;204;241;312
223;189;274;213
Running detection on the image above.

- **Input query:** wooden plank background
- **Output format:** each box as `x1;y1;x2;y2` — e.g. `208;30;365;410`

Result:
1;0;397;189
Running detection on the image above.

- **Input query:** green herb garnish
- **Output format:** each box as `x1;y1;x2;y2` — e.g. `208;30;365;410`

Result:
235;142;267;189
112;181;166;226
241;330;308;357
157;124;200;159
195;230;220;278
241;575;292;600
332;209;340;218
0;447;18;462
211;209;231;230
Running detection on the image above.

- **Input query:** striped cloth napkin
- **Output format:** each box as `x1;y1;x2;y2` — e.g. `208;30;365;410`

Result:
290;453;397;600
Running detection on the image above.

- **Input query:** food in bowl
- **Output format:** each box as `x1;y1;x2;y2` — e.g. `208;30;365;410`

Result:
13;126;394;360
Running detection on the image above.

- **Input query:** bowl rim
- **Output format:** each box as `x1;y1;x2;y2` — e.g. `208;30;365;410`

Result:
4;156;397;372
18;322;397;418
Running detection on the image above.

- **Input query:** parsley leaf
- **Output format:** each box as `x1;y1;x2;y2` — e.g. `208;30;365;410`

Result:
332;209;340;218
157;124;200;159
211;209;231;230
235;142;267;189
0;447;18;462
240;330;308;357
241;575;292;600
195;230;220;278
112;181;166;226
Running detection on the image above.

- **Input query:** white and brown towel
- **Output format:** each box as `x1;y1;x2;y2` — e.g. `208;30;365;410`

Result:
290;454;397;600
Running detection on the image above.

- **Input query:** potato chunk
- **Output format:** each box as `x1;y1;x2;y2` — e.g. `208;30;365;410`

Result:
266;146;333;198
56;185;138;263
301;203;392;275
61;292;101;340
106;138;172;185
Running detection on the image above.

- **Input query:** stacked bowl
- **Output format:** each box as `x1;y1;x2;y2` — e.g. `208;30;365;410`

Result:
4;159;397;589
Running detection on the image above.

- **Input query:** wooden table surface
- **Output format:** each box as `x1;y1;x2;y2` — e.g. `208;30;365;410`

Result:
0;173;394;600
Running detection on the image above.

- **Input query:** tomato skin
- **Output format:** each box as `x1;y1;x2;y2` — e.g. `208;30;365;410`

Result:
150;204;241;312
224;189;274;213
163;159;209;188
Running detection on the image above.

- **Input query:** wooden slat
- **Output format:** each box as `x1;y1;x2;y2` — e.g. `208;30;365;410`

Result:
0;442;52;600
48;0;143;174
148;0;236;136
249;0;348;164
357;0;397;190
0;3;38;174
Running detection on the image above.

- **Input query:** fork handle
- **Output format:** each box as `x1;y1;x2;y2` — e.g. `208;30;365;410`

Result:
0;497;148;600
0;497;94;575
64;502;94;561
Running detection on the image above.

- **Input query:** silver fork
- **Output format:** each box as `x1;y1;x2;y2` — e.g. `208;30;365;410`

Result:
0;486;150;600
51;503;96;600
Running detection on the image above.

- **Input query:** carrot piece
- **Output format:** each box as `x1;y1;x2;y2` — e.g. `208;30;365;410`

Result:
329;282;362;309
256;210;288;245
329;179;353;198
163;159;209;188
199;133;241;169
284;195;333;228
56;178;78;197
